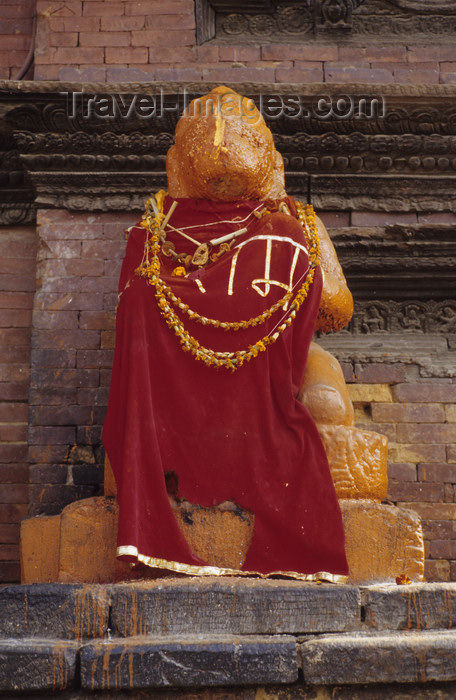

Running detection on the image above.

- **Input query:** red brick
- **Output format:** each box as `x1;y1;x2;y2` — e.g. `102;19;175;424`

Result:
425;559;450;581
0;258;35;276
30;405;102;426
354;363;407;384
202;66;275;82
339;46;407;63
393;68;439;84
47;31;78;47
76;349;113;368
393;383;456;403
28;444;70;463
35;292;103;312
0;562;20;582
79;31;131;47
0;523;20;544
388;443;447;463
276;66;323;83
0;293;33;310
0;484;28;504
60;16;100;31
0;35;30;50
1;4;34;18
444;484;454;503
388;463;417;481
0;544;19;561
0;309;32;328
36;1;82;15
145;13;194;29
33;65;61;80
422;520;456;541
317;211;350;228
261;44;336;61
0;365;29;385
105;46;148;63
0;503;28;524
0;384;29;402
430;540;456;559
325;65;394;83
418;463;456;483
58;62;108;79
371;403;446;424
32;368;99;389
29;483;97;506
106;66;149;81
33;310;78;331
449;445;456;463
0;274;35;293
79;311;115;331
0;404;28;422
131;29;194;47
351;212;418;227
0;328;31;347
0;465;28;483
100;330;115;349
154;68;202;81
388;481;444;503
397;424;456;444
356;421;396;442
83;1;125;15
0;424;27;442
31;329;100;350
36;46;104;64
418;213;456;225
29;426;76;445
100;15;143;30
78;387;109;405
29;464;68;484
407;46;440;62
218;46;260;62
125;1;193;15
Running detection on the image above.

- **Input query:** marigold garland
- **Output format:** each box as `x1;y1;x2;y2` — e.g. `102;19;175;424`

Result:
135;191;320;371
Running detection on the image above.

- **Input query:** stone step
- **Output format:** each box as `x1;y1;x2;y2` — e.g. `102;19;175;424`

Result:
3;630;456;694
301;630;456;686
2;581;456;643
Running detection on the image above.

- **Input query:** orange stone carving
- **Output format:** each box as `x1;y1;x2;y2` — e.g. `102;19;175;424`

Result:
318;424;389;502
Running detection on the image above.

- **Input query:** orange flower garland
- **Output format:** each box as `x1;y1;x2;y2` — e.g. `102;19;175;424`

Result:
135;192;320;371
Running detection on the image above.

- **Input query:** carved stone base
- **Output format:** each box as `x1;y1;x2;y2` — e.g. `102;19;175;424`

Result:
20;495;424;585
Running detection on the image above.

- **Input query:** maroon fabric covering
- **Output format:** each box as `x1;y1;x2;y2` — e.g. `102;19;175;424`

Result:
103;196;348;577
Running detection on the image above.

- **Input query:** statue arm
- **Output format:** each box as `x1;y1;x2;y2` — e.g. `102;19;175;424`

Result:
313;215;353;333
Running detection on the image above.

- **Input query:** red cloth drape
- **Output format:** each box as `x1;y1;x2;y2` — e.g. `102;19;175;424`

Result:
102;196;348;580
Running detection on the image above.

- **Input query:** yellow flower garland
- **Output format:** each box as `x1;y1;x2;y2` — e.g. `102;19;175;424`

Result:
135;192;320;371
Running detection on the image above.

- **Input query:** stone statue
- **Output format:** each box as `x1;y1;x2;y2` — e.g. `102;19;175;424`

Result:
20;86;425;587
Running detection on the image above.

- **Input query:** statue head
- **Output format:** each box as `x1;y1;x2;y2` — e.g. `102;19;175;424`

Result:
167;86;285;201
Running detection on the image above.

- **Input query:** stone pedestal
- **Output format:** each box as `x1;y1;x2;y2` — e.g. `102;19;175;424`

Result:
20;494;424;585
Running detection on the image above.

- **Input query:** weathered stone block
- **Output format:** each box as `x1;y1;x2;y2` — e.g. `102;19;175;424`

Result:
0;639;77;692
110;579;361;637
340;500;425;584
80;635;298;690
58;496;132;583
300;630;456;685
0;583;110;640
20;513;60;583
362;582;456;631
318;425;388;501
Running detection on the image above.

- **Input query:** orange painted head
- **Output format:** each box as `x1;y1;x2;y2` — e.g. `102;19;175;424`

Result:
167;86;285;201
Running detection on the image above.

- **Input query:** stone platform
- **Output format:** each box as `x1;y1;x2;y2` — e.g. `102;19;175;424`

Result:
1;579;456;698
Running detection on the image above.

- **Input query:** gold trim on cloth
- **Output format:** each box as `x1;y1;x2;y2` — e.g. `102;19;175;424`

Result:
117;545;349;584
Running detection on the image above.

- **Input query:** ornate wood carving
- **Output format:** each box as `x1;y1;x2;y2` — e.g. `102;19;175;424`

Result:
0;81;455;304
209;0;456;43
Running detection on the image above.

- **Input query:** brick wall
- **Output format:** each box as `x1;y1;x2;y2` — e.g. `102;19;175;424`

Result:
1;0;454;83
345;369;456;584
0;226;36;583
27;209;131;525
0;0;35;80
